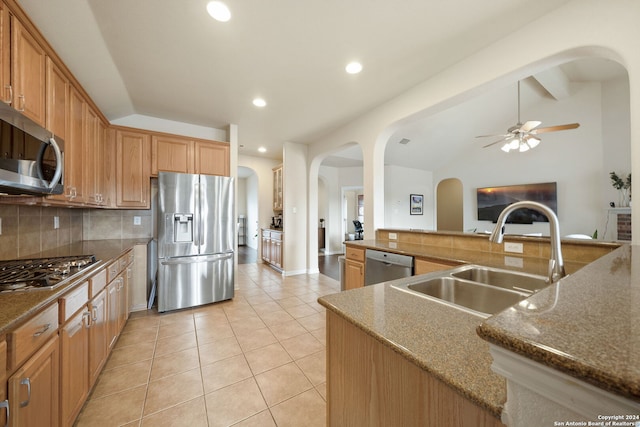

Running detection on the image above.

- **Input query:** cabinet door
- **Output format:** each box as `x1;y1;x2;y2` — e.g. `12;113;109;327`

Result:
0;2;10;105
345;259;364;290
65;87;85;203
262;235;271;263
272;166;283;211
89;288;108;388
107;279;119;350
118;269;129;333
45;58;68;141
116;129;150;208
0;340;6;427
101;128;116;208
95;119;107;205
9;335;59;427
194;141;229;176
11;17;46;126
60;309;89;427
152;135;194;176
83;104;99;205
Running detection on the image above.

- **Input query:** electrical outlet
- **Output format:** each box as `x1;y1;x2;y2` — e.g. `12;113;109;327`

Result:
0;217;2;235
504;242;523;253
389;232;397;240
133;216;142;225
504;256;524;268
53;216;59;229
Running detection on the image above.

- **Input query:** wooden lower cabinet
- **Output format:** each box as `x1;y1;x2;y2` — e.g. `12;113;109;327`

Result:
344;259;364;290
89;288;108;388
414;258;462;275
8;335;59;427
60;308;90;427
261;229;283;270
107;271;128;350
326;311;504;427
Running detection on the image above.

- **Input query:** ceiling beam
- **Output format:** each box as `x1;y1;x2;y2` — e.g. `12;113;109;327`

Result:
533;67;571;100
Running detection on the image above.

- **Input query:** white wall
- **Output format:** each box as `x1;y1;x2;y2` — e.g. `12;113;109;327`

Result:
111;114;228;141
318;166;343;254
283;142;308;275
245;173;260;249
237;178;247;218
384;165;434;230
307;0;640;253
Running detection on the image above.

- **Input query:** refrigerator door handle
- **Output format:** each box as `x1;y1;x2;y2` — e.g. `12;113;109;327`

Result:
160;253;233;266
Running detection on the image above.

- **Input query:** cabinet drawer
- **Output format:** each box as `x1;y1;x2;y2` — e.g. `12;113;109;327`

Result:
8;302;58;370
119;250;133;271
270;231;282;241
262;230;271;238
59;281;89;323
90;268;108;298
106;261;120;283
346;246;365;262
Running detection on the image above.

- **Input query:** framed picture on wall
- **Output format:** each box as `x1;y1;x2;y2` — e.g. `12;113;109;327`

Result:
410;194;423;215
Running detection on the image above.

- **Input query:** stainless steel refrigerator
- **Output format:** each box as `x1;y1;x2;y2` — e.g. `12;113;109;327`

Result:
157;171;235;312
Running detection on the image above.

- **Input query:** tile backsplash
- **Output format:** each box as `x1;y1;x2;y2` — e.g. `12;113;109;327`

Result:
0;205;83;260
83;208;153;240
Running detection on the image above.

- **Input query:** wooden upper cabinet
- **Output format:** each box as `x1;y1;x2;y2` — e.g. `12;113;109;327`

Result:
102;128;116;208
11;16;46;126
194;140;229;176
0;2;10;105
151;135;194;176
83;104;100;205
116;128;150;208
45;57;68;141
66;87;85;203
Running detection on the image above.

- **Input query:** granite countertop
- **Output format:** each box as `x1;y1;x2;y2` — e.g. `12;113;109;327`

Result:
0;238;150;336
477;244;640;403
319;282;506;418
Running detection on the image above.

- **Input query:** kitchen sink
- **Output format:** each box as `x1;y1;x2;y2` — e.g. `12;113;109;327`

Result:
392;264;549;317
450;265;548;294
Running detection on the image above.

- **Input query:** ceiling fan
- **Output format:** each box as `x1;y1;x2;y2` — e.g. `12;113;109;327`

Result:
476;81;580;152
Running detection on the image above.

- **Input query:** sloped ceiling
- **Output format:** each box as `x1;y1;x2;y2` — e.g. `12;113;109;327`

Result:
17;0;576;162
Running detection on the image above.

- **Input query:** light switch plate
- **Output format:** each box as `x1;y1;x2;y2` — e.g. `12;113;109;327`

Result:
133;216;142;225
504;242;523;253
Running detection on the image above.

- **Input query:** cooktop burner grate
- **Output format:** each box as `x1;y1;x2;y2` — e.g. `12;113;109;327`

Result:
0;255;97;292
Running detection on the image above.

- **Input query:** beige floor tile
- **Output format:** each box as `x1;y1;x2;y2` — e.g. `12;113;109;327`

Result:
75;385;146;427
250;301;282;315
144;368;203;416
254;362;313;407
229;315;266;334
270;389;326;427
296;292;321;303
158;310;195;325
195;321;235;345
124;316;160;331
150;347;200;381
315;382;327;401
194;310;229;327
310;327;326;345
121;421;140;427
115;326;158;348
276;296;306;308
201;354;253;393
90;359;151;399
141;396;208;427
235;327;278;352
280;332;324;360
244;293;274;305
231;409;277;427
297;312;326;332
296;350;326;386
157;318;195;339
244;342;292;374
104;341;156;370
198;336;243;366
284;303;318;319
268;319;308;342
204;378;267;427
259;309;295;327
155;330;197;356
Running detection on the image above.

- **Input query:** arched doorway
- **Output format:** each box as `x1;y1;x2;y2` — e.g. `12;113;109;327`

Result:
437;178;463;231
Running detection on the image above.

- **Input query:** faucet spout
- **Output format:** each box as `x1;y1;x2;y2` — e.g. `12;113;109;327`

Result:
489;201;566;283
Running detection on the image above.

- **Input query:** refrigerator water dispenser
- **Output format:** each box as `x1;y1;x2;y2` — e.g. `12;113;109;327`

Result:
173;214;194;242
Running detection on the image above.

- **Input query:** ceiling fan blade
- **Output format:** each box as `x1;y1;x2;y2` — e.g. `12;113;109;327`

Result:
531;123;580;134
475;133;511;139
520;121;541;132
482;136;511;148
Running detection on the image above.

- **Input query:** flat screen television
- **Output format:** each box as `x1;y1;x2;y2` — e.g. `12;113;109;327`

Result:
477;182;557;224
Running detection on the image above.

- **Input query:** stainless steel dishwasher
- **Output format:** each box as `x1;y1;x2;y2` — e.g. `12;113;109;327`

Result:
365;249;414;286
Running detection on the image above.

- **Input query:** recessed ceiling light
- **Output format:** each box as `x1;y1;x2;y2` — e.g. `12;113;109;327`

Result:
258;147;267;153
345;61;363;74
253;98;267;107
206;1;231;22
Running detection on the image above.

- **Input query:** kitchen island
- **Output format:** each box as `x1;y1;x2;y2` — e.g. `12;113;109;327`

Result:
319;230;637;425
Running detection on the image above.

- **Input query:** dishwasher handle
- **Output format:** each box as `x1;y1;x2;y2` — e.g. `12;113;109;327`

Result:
365;249;414;268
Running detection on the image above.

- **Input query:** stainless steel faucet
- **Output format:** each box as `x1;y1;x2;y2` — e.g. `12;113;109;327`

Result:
489;201;566;283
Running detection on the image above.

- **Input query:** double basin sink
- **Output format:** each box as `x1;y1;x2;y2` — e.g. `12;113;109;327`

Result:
391;264;550;318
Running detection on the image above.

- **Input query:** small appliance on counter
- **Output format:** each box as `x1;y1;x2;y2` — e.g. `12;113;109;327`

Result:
157;172;235;312
270;215;282;229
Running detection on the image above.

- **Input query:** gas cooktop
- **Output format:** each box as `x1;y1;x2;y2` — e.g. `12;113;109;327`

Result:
0;255;99;292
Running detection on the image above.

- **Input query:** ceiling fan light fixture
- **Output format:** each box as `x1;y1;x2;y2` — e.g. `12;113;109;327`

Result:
527;136;540;149
519;143;530;152
501;143;511;153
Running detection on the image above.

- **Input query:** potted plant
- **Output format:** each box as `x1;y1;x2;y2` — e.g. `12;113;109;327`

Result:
610;171;631;207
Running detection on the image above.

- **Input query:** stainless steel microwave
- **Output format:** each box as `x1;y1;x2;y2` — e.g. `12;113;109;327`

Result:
0;102;63;196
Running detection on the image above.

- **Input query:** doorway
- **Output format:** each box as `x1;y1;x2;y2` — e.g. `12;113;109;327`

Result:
437;178;463;231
